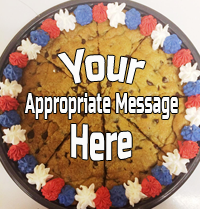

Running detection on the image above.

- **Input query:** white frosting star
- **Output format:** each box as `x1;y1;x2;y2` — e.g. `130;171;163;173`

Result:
163;149;189;176
54;9;76;32
185;107;200;126
26;164;53;191
107;2;126;28
123;178;147;207
75;183;96;209
17;38;41;60
3;125;26;145
0;79;22;98
151;23;170;50
179;63;200;85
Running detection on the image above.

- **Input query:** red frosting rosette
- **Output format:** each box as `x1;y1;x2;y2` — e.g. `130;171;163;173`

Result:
92;3;108;23
173;49;193;68
94;186;112;209
0;96;19;111
41;19;60;39
41;178;65;201
139;15;157;36
178;141;199;159
9;52;28;68
141;176;162;198
7;142;29;161
185;94;200;108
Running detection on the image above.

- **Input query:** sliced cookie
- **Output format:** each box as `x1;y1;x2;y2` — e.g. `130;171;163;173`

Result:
44;21;99;78
104;110;159;189
47;113;104;189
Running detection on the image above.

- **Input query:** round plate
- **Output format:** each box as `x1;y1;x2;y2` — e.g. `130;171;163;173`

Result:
0;0;200;209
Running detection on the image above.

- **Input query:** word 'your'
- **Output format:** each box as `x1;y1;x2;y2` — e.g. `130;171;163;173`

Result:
58;49;146;85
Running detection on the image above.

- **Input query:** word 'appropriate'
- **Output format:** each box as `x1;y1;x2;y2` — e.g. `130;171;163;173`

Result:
58;49;146;84
25;92;111;120
70;124;133;161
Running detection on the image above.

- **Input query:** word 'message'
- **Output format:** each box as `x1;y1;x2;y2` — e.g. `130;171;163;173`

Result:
115;93;179;120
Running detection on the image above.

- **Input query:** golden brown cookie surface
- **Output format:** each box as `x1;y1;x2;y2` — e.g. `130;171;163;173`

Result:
17;19;186;189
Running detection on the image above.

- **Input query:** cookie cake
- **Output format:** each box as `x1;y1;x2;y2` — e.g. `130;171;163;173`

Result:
0;1;200;209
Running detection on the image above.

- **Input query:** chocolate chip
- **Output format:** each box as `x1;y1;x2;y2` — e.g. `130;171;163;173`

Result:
130;171;133;175
167;57;173;61
45;52;49;58
35;148;40;154
167;57;173;64
162;77;168;83
86;79;91;84
158;86;160;90
55;153;59;159
127;118;131;122
106;81;112;87
65;152;68;158
154;144;159;149
135;146;142;150
52;54;57;59
154;119;159;124
37;82;41;87
175;92;184;98
93;161;98;166
80;111;86;117
141;113;147;118
116;125;121;131
27;130;34;139
55;66;62;72
114;118;119;123
56;48;60;53
64;136;70;141
82;39;86;44
97;83;101;93
129;90;133;94
68;159;71;165
71;86;78;93
42;130;48;140
147;80;153;86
